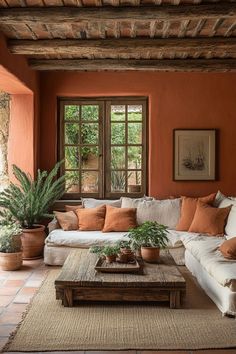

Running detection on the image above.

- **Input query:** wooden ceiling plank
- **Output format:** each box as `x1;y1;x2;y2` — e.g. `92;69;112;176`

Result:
28;58;236;71
225;20;236;36
1;4;236;24
9;37;236;55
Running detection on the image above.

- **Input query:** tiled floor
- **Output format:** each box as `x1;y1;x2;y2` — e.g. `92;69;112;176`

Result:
0;259;236;354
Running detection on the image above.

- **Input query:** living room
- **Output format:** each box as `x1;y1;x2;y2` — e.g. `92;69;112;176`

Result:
0;1;236;354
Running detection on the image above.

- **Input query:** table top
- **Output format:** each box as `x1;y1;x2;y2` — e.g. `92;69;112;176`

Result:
55;248;186;289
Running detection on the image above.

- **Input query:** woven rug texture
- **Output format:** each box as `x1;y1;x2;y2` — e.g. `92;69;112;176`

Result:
5;267;236;351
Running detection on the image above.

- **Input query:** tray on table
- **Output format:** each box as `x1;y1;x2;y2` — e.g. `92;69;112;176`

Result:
94;257;141;273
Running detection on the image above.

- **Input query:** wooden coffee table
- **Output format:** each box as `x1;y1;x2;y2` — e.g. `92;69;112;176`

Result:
55;249;186;308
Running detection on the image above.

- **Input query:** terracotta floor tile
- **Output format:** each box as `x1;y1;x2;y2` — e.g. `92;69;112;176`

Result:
5;303;27;313
4;279;25;287
0;311;23;324
0;287;20;296
0;296;14;307
24;279;43;287
8;272;31;280
13;294;32;304
18;287;37;295
0;324;16;336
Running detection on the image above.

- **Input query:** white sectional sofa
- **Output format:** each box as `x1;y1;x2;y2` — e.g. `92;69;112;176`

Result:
44;194;236;316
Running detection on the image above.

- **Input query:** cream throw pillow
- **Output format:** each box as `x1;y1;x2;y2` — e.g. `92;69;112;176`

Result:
219;198;236;238
82;198;121;208
135;199;181;229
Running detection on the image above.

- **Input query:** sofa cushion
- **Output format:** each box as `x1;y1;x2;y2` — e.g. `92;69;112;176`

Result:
176;193;216;231
181;233;236;291
103;205;137;232
54;211;78;231
188;202;231;236
45;229;128;248
121;196;154;208
82;198;121;208
76;205;106;231
219;198;236;238
65;205;83;212
219;237;236;260
131;199;181;228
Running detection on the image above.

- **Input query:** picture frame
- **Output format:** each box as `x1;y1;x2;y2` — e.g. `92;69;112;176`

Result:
173;129;216;181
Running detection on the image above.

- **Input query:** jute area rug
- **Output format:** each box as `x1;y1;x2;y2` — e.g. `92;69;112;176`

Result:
5;268;236;352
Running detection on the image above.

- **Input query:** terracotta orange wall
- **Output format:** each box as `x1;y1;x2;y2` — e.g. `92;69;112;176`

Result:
0;32;39;178
39;71;236;198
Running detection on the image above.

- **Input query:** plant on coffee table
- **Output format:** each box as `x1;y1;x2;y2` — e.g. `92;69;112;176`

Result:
126;221;169;263
90;245;120;263
116;240;134;262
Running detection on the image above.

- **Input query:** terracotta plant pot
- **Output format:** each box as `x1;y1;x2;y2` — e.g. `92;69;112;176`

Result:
105;254;117;263
120;247;135;261
0;252;23;271
117;253;128;263
21;225;46;260
141;246;160;263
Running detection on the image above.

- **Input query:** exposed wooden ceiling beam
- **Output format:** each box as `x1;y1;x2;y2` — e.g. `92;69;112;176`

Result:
29;58;236;72
1;3;236;25
8;38;236;56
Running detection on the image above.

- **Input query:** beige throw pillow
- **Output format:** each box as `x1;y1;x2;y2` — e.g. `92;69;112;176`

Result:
54;211;78;231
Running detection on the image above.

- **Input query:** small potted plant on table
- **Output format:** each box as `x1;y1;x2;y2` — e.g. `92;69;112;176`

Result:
117;240;135;262
90;245;120;263
126;221;169;263
0;212;23;271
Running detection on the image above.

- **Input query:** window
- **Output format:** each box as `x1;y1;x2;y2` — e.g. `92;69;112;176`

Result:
59;98;147;199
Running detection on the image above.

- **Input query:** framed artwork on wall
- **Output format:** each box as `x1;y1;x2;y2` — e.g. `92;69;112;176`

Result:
173;129;216;181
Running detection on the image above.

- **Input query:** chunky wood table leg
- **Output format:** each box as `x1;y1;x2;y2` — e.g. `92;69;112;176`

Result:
63;288;73;307
170;290;180;309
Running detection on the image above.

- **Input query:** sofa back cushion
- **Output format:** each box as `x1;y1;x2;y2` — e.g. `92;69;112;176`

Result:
121;196;154;208
82;198;121;208
76;205;106;231
103;205;137;232
134;199;181;229
54;211;78;231
176;193;216;231
219;237;236;259
65;205;83;212
219;198;236;238
188;202;231;236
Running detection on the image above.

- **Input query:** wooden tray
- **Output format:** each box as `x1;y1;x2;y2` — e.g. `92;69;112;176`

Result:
95;257;141;273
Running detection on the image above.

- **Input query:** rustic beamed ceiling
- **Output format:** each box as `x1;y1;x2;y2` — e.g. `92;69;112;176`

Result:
0;1;236;72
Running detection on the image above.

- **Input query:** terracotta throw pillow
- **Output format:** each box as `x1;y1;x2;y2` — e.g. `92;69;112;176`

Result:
103;205;137;232
65;205;83;213
176;193;216;231
219;237;236;259
188;202;231;236
76;205;106;231
54;211;78;231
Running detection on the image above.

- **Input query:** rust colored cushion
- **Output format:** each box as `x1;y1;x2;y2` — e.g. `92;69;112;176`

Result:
103;205;137;232
54;211;78;231
176;193;216;231
188;202;231;236
76;205;106;231
219;237;236;259
65;205;83;213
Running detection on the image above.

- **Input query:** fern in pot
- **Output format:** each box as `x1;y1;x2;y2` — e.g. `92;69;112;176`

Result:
0;161;66;259
127;221;169;263
0;212;23;271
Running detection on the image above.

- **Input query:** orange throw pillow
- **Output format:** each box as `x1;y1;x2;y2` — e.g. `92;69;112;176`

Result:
176;193;216;231
65;205;83;213
76;205;106;231
54;211;78;231
103;205;137;232
188;202;231;236
219;237;236;259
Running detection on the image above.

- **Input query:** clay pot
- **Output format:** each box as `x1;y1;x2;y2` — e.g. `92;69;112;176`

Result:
141;246;160;263
21;225;46;260
118;253;128;263
120;247;135;261
105;254;117;263
0;252;23;271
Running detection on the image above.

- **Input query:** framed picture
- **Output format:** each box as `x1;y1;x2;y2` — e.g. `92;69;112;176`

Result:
173;129;216;181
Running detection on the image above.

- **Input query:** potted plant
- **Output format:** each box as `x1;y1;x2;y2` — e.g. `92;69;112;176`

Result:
116;240;134;262
127;221;169;263
0;212;23;271
0;161;66;260
90;245;119;263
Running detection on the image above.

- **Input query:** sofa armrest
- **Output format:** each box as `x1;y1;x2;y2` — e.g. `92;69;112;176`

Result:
48;218;61;233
